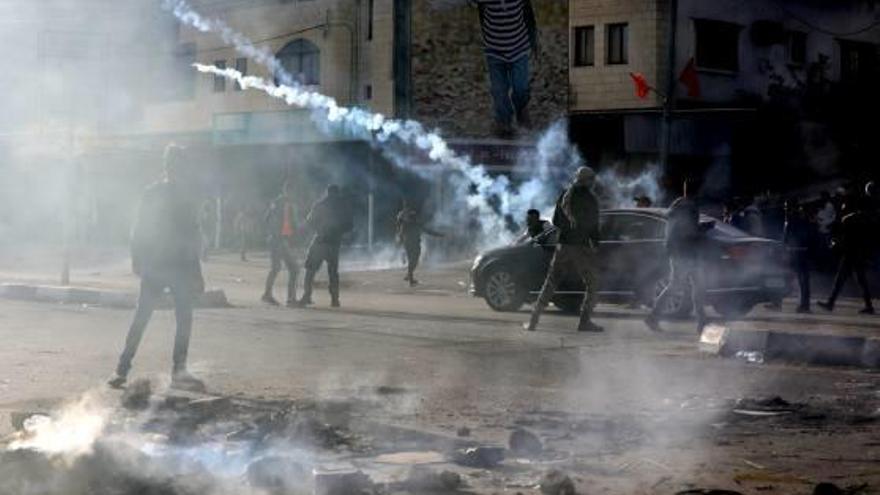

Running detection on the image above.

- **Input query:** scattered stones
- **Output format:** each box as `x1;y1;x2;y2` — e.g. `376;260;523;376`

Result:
404;466;462;492
509;428;543;457
313;468;373;495
539;470;576;495
450;446;505;468
246;455;308;494
120;379;152;411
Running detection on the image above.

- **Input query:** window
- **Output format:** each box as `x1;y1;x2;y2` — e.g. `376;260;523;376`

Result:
839;39;878;86
234;57;247;91
573;26;594;67
213;60;226;92
276;38;320;85
606;23;628;65
694;19;741;72
364;84;372;100
787;31;807;65
367;0;374;41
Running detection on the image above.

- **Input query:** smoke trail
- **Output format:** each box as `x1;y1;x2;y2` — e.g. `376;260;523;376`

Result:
166;0;575;246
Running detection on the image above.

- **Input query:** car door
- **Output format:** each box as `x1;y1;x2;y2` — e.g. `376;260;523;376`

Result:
599;213;666;292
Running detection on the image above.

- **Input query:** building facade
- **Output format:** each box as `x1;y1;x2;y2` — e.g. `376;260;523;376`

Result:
568;0;880;194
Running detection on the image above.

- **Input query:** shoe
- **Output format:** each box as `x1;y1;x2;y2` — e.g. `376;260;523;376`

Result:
286;299;298;308
493;122;515;140
522;322;536;332
409;279;419;287
261;294;280;306
795;306;812;314
860;307;875;315
331;299;340;308
298;297;313;307
817;301;833;312
107;374;127;389
171;371;206;392
644;315;662;332
577;321;604;332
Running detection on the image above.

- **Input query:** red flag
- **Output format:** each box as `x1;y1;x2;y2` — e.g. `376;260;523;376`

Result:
629;72;651;99
678;57;701;98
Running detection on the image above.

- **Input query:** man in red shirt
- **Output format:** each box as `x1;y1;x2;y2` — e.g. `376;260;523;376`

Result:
262;181;300;306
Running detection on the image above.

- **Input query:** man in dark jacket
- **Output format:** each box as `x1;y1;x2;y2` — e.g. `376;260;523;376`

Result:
645;180;708;334
525;166;603;333
817;197;875;314
299;185;353;307
397;200;444;287
783;199;813;313
108;144;205;391
262;181;300;306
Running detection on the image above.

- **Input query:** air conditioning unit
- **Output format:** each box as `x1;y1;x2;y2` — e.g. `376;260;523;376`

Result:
750;20;786;46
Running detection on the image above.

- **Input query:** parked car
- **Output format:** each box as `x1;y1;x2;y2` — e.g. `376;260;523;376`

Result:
469;208;790;318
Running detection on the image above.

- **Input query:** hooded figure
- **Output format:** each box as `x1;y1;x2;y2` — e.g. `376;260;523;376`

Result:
525;166;603;333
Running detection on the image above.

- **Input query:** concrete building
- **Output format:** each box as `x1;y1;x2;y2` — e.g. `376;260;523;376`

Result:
568;0;880;194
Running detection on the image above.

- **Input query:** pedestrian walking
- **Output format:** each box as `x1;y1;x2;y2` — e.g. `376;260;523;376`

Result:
470;0;538;138
645;179;709;334
262;181;300;307
396;200;444;287
108;144;205;391
783;199;813;313
524;166;603;333
299;185;353;308
233;203;256;262
817;197;875;314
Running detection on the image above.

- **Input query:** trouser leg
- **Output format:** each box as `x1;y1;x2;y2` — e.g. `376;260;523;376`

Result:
405;242;421;281
510;55;531;120
264;241;282;296
327;244;340;302
651;258;681;318
116;279;162;377
827;257;852;307
574;247;598;328
689;259;706;321
170;281;194;374
853;258;873;309
301;242;321;302
796;255;810;309
486;57;513;126
280;241;298;303
527;247;566;330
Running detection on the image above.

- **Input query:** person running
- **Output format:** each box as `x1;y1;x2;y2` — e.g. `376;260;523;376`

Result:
396;200;444;287
108;144;205;391
524;166;603;333
645;179;709;334
817;197;875;315
262;181;300;307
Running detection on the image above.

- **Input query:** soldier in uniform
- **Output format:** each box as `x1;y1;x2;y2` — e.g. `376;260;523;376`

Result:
524;166;603;333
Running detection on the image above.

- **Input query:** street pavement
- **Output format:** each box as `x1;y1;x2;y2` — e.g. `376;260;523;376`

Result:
1;249;879;493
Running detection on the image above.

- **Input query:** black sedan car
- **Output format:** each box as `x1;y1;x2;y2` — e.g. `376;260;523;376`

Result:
470;208;790;318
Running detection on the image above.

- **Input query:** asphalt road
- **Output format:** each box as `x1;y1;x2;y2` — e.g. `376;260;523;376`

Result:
1;253;879;493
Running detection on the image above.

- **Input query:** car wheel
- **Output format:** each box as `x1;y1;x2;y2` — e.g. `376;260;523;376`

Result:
483;267;525;312
651;275;693;319
713;298;755;319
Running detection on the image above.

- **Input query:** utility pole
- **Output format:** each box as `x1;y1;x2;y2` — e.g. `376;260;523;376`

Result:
659;0;678;174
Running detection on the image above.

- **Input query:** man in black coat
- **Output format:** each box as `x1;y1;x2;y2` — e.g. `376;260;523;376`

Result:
108;144;205;390
645;179;708;334
783;199;813;313
524;166;603;333
299;185;353;307
818;197;875;314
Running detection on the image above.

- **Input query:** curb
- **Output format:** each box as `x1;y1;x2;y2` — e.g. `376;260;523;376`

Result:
700;323;880;368
0;283;229;309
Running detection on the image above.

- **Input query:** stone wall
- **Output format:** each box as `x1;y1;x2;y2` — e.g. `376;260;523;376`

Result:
411;0;569;138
